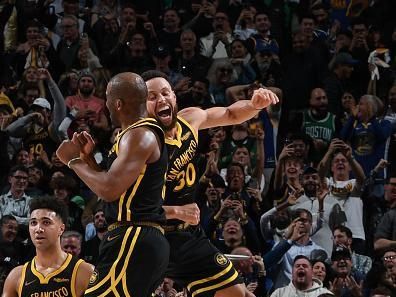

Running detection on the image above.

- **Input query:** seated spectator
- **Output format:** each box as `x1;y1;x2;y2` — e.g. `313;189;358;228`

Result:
81;208;106;265
311;259;332;289
339;91;357;126
251;40;282;87
61;230;82;258
0;215;24;286
214;218;260;255
0;166;32;226
207;58;238;106
229;39;256;85
231;246;266;296
156;8;182;55
271;255;333;297
177;77;214;110
374;174;396;252
333;225;372;276
50;175;84;233
329;246;365;297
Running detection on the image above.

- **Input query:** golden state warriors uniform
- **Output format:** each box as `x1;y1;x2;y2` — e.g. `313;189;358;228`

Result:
85;118;170;297
18;253;83;297
164;116;242;297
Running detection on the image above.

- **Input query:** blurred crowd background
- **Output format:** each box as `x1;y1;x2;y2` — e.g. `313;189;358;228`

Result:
0;0;396;296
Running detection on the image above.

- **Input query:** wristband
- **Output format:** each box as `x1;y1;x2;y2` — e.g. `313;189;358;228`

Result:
67;157;82;168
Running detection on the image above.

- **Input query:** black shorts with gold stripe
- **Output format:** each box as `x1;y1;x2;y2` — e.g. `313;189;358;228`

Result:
165;226;243;297
84;224;169;297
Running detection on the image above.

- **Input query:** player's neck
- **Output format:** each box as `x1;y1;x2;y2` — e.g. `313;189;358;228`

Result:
165;125;177;139
35;248;68;272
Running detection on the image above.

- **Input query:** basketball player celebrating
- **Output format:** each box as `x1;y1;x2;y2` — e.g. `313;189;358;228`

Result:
141;70;278;297
56;73;170;296
2;196;93;297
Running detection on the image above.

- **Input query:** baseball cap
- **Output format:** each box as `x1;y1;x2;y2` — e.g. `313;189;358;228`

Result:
152;45;170;58
32;98;51;111
303;166;318;175
331;245;351;261
0;92;15;114
330;52;359;69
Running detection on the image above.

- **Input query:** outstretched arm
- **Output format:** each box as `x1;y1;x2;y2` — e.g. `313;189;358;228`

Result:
179;88;278;131
56;127;160;201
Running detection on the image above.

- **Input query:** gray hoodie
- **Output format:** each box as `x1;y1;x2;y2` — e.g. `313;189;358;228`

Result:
271;278;334;297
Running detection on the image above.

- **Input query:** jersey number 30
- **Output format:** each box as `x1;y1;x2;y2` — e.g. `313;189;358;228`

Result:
174;163;196;192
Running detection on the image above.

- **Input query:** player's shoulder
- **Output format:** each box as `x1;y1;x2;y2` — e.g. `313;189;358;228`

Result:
178;107;206;130
3;264;26;294
77;260;94;275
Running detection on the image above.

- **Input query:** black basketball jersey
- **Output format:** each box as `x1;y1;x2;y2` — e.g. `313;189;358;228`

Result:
24;125;57;159
18;253;83;297
104;118;168;224
164;116;199;210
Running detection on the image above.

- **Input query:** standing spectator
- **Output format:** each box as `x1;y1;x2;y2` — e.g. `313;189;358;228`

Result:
293;88;341;162
340;95;392;177
281;31;324;123
0;166;32;226
233;4;257;40
173;30;212;79
271;255;333;297
374;174;396;251
349;18;370;96
150;45;184;87
249;11;279;57
157;8;182;55
200;11;233;59
81;208;106;265
64;72;109;135
274;209;327;289
317;140;366;254
324;53;357;115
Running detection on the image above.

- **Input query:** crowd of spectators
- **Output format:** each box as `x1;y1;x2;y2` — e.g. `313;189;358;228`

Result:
0;0;396;296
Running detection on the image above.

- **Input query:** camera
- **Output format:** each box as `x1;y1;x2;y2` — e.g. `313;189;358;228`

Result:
230;192;240;201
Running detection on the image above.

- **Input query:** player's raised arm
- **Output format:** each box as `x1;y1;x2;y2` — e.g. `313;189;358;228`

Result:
179;88;279;130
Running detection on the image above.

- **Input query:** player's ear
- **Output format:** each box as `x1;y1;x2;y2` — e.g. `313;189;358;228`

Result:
59;223;65;236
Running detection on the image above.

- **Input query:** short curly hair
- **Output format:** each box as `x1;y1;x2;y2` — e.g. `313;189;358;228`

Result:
29;196;69;224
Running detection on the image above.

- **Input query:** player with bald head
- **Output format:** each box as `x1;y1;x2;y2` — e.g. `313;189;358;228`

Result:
56;72;170;297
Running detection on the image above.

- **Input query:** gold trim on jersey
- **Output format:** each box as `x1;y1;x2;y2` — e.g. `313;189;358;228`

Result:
85;226;141;296
122;274;131;297
31;253;73;284
117;165;147;221
165;121;183;147
191;270;239;297
18;262;29;297
71;259;84;297
187;261;235;294
115;118;164;154
126;165;147;221
178;116;198;143
165;116;198;148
